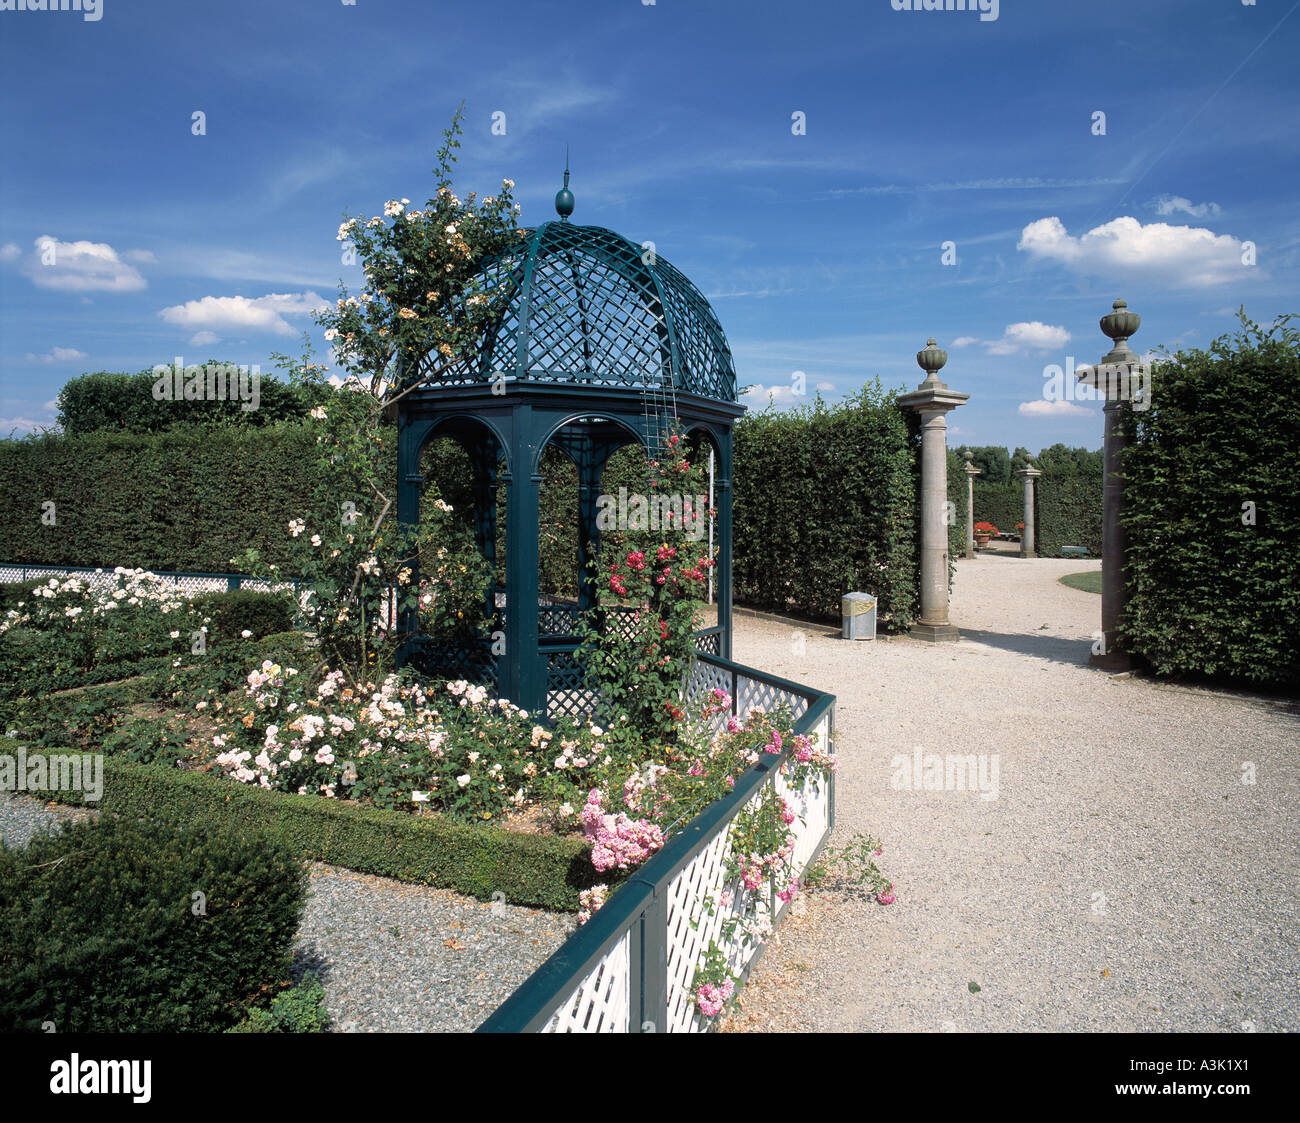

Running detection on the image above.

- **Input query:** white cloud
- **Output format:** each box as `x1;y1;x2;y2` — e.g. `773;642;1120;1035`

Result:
0;243;20;264
24;346;88;364
189;330;220;347
1154;195;1221;219
741;384;803;406
1018;400;1093;417
815;381;835;392
986;321;1071;355
0;416;53;434
950;336;979;348
158;292;328;337
1018;215;1251;287
122;248;158;264
20;235;149;293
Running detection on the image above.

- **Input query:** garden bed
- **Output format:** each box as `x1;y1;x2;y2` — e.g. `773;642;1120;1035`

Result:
14;738;599;910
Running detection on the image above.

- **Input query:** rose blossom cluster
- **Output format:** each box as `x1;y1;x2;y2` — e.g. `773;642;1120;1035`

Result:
577;884;609;926
695;979;735;1018
580;789;665;872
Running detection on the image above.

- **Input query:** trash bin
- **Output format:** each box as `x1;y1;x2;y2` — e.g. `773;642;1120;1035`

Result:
841;592;877;640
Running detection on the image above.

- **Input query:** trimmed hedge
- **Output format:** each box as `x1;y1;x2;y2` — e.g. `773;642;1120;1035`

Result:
0;810;307;1032
1037;466;1103;557
733;383;919;627
55;369;315;435
971;479;1023;537
0;424;330;571
21;741;599;910
1119;316;1300;687
189;589;295;644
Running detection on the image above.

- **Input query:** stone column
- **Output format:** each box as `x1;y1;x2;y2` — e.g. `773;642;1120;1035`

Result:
962;450;981;559
899;339;969;642
1077;299;1141;671
1016;462;1041;558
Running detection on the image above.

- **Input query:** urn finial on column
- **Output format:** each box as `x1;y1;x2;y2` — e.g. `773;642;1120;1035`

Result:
916;337;948;388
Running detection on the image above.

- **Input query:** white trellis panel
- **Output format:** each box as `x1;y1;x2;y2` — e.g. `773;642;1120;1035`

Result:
542;932;632;1033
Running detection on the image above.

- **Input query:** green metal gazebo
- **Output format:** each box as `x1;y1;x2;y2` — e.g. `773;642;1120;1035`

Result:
396;175;744;719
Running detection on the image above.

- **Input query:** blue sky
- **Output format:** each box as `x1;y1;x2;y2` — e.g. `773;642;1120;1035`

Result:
1;0;1297;452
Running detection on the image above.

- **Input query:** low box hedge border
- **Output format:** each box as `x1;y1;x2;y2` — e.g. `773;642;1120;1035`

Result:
5;737;601;912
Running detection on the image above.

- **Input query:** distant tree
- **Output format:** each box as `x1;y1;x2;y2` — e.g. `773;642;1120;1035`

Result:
966;445;1011;485
1035;443;1103;476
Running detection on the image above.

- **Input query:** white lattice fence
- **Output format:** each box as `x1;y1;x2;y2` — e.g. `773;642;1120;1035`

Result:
541;933;632;1033
1;563;398;628
481;655;835;1035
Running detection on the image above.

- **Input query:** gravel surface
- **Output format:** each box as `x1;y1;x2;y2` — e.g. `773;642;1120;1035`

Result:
724;555;1300;1033
294;864;575;1032
0;793;574;1033
0;791;91;848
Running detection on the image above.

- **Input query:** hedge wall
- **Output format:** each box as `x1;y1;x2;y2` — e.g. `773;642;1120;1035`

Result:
1119;317;1300;688
0;423;401;573
733;383;918;628
1037;466;1103;557
971;479;1023;537
20;741;600;910
55;369;316;435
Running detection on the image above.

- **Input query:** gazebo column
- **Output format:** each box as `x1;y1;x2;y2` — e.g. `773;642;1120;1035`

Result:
898;339;969;643
575;436;614;614
716;431;735;659
468;437;500;623
504;406;544;716
396;415;434;645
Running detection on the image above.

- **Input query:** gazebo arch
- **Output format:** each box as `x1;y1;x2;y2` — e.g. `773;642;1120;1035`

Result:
396;174;743;718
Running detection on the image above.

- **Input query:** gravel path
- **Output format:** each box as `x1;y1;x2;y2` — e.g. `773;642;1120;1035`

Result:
295;864;574;1032
724;556;1300;1033
0;793;574;1032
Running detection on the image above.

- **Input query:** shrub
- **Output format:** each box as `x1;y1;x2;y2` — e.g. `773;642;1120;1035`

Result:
0;423;340;572
972;479;1022;535
1119;312;1300;687
733;383;918;627
55;369;315;435
22;742;599;909
1037;467;1103;557
228;973;330;1033
189;589;295;644
0;812;308;1031
0;579;46;615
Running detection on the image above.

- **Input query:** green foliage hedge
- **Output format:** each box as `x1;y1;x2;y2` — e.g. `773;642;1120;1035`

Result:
0;809;307;1032
1119;315;1300;687
25;743;599;910
1037;466;1103;557
55;369;316;435
732;384;918;627
971;479;1022;536
0;424;331;571
190;589;295;644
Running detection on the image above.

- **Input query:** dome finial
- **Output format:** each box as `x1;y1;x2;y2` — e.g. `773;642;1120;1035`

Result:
555;146;575;221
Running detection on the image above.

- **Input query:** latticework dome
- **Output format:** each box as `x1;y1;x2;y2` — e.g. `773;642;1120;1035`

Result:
422;221;737;402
